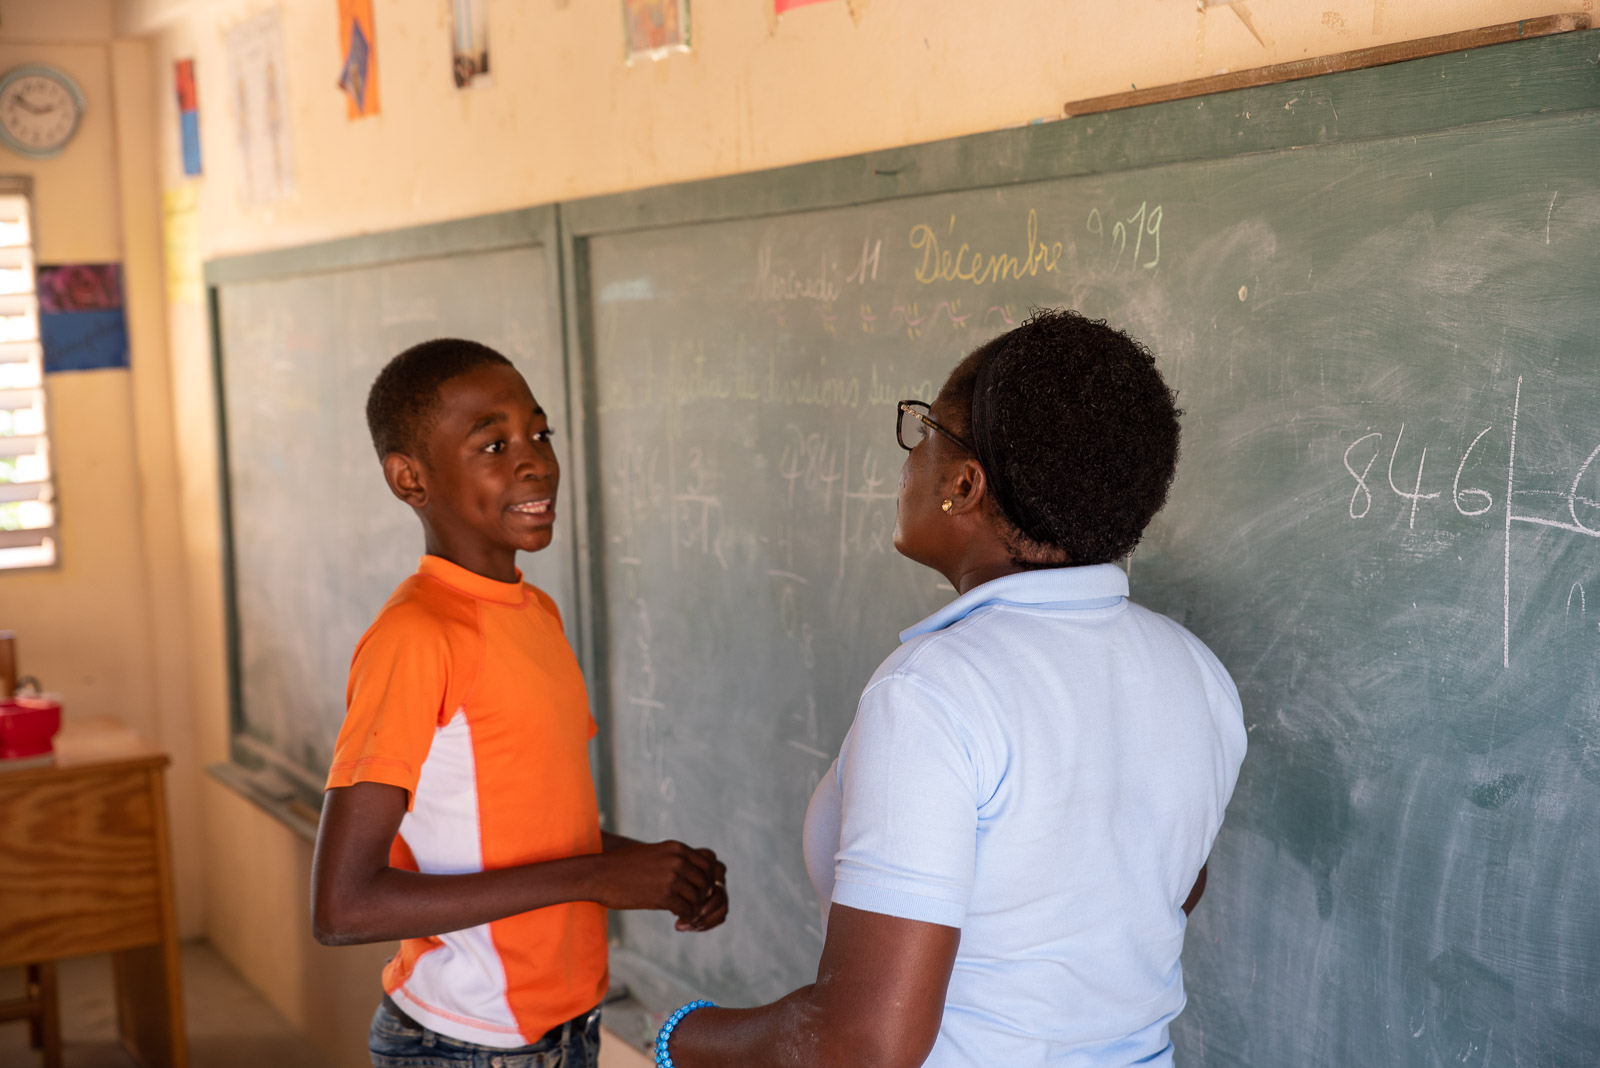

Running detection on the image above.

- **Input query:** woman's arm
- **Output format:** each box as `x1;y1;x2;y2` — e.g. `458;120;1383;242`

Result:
311;781;724;945
667;904;959;1068
1182;863;1207;915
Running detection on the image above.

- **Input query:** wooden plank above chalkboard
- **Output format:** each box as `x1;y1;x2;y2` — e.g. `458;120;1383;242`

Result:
1063;14;1590;116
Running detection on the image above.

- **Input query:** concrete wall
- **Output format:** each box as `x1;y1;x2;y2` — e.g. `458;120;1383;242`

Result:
19;1;1584;1065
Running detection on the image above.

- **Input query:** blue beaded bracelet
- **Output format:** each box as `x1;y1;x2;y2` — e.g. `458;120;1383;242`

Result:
655;999;715;1068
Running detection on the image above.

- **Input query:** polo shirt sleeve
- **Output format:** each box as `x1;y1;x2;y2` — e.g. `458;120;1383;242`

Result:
829;673;980;929
326;604;458;808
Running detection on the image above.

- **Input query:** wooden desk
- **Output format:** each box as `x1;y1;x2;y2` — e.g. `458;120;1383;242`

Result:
0;717;187;1067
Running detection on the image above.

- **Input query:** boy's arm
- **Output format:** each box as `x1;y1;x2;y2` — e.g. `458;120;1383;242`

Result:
312;781;722;945
601;830;638;851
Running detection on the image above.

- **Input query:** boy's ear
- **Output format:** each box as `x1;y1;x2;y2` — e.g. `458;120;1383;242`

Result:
382;452;429;508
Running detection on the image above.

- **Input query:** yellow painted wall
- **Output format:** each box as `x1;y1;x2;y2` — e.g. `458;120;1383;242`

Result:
105;1;1600;1066
0;4;203;938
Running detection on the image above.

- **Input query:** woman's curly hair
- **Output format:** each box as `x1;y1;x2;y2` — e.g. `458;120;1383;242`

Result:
938;308;1182;567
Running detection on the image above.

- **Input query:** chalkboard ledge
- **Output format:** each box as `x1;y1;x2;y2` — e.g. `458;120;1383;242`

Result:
207;760;322;843
604;946;714;1051
597;989;661;1055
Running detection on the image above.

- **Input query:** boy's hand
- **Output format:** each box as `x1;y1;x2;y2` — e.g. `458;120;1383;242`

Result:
591;839;719;923
675;848;728;933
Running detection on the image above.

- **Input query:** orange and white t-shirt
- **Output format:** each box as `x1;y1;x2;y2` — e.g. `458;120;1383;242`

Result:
327;555;608;1048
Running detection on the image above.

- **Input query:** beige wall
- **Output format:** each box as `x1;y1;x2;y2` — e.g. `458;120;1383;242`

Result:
62;0;1591;1065
0;4;203;938
128;0;1590;256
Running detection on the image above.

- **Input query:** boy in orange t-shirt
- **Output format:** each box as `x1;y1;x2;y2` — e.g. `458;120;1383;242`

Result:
311;338;726;1065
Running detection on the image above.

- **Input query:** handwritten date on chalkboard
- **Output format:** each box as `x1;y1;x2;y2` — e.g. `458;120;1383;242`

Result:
910;203;1166;287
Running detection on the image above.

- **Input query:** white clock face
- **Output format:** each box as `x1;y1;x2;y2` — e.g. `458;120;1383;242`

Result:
0;72;82;156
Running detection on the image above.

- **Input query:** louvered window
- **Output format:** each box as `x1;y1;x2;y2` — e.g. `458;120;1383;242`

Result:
0;178;56;570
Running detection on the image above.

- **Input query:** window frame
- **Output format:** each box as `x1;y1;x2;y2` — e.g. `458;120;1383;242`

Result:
0;175;59;572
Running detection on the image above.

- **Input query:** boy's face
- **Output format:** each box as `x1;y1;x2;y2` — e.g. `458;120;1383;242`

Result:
388;363;559;580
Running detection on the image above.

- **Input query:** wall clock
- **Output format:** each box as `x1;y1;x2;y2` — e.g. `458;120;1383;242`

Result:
0;66;86;159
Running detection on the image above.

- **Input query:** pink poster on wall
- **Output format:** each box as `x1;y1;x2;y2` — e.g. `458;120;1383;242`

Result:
774;0;831;12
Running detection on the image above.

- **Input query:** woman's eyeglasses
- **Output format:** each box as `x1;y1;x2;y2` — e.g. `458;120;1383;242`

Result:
897;400;974;453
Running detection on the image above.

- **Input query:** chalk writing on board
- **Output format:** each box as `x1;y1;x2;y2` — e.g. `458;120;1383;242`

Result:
767;359;862;410
845;238;883;285
598;347;935;416
747;233;888;304
910;204;1167;286
779;425;842;513
838;427;899;576
1086;201;1164;270
910;209;1064;285
1341;377;1600;665
861;298;1014;337
670;444;728;570
748;244;843;303
624;593;677;815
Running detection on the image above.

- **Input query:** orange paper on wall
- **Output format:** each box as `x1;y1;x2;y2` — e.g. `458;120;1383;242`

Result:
624;0;689;57
337;0;380;118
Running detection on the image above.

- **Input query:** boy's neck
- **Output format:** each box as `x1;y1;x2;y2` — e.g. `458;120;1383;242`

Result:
422;531;520;584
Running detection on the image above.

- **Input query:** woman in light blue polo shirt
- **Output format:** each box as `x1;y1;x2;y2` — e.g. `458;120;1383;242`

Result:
659;310;1247;1068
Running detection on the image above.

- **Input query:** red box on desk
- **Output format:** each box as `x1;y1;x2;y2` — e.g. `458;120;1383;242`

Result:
0;696;62;759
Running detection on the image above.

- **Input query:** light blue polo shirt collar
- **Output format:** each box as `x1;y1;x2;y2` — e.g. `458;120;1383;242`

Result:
901;563;1130;642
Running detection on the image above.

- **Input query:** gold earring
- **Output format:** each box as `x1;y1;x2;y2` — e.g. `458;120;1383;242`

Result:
941;499;953;512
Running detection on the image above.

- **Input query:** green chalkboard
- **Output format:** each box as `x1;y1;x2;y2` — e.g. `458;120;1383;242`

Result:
561;32;1600;1064
206;209;577;825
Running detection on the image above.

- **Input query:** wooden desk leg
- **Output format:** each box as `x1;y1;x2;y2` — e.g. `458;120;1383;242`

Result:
22;962;62;1068
112;767;188;1068
112;939;186;1068
24;964;40;1047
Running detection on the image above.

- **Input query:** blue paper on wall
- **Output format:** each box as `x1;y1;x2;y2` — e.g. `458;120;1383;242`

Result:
180;110;202;176
37;264;130;373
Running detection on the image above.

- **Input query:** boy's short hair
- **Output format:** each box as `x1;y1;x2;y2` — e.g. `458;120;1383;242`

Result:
366;338;513;459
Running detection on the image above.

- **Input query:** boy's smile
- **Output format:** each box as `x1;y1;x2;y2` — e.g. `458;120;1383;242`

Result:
386;362;560;583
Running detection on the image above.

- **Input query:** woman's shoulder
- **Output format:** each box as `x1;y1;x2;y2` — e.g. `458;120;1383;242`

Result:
866;624;963;689
859;622;996;726
1121;600;1243;705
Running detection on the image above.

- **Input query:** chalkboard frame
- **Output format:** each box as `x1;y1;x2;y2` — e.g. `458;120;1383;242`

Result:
202;205;573;839
555;27;1600;1031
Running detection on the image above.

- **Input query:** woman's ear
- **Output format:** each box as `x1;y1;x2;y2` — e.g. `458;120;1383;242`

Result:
383;452;428;508
946;457;988;516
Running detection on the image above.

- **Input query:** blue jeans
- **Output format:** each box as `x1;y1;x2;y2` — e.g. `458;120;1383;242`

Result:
368;998;602;1068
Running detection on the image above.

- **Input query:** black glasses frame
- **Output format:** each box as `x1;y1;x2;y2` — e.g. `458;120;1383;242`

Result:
897;400;974;453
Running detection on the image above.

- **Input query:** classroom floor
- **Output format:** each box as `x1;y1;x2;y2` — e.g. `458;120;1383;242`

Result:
0;942;334;1068
0;943;652;1068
